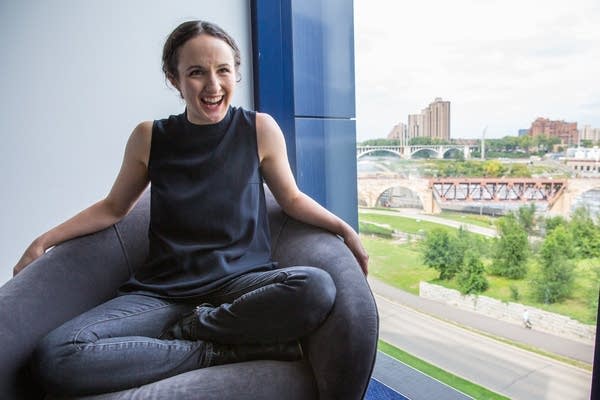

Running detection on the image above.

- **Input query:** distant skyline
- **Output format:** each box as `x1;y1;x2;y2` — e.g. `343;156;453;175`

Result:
353;0;600;141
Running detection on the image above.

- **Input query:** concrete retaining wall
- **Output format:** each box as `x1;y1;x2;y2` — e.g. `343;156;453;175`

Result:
419;281;596;344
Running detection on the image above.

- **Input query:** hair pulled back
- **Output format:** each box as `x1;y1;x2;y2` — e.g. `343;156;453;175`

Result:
162;20;241;80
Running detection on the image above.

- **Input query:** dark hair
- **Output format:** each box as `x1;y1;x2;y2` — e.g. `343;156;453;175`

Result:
162;20;241;80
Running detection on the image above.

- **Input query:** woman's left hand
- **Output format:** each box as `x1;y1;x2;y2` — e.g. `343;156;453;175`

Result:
343;230;369;276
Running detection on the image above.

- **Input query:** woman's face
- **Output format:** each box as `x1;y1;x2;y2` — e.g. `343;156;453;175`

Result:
171;34;237;125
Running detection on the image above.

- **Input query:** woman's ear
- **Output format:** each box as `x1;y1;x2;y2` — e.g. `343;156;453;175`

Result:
167;73;183;98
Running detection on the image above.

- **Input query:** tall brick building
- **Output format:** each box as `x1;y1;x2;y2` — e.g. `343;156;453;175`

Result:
529;117;578;145
405;98;450;142
422;97;451;140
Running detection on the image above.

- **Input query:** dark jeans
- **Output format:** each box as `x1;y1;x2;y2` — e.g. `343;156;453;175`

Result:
32;266;336;396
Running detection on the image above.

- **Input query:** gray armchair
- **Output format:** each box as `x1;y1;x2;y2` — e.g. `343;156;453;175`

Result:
0;190;378;399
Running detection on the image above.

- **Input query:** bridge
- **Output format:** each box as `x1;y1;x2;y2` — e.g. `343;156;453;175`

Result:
358;174;600;217
357;144;479;160
431;179;566;207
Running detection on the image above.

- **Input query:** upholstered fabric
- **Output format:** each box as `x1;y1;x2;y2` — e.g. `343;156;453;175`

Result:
0;189;378;399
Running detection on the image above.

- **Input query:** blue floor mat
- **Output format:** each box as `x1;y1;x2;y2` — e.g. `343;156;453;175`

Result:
365;378;409;400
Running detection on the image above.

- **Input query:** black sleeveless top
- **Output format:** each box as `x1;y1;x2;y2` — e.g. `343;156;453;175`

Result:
120;106;276;299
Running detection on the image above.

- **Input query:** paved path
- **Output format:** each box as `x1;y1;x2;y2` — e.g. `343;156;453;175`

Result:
370;278;594;363
370;277;593;400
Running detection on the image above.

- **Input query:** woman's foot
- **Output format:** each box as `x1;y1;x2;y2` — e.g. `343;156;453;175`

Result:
208;341;304;366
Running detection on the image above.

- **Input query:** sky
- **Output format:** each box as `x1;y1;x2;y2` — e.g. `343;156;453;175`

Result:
353;0;600;141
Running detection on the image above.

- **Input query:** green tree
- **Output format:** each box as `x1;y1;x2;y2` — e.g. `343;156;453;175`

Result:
410;136;435;145
360;138;403;146
589;267;600;322
516;203;537;234
457;251;489;295
507;163;532;178
532;225;575;303
420;229;463;280
518;135;533;153
569;207;600;258
490;214;529;279
483;160;505;177
544;215;567;234
535;135;561;153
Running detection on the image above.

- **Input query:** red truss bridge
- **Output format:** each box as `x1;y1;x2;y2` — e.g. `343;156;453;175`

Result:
430;178;567;206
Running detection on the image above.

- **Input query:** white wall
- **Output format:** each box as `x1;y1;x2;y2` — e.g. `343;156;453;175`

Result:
0;0;254;285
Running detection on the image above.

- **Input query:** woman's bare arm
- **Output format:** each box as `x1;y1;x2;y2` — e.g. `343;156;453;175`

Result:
13;121;152;276
256;113;368;274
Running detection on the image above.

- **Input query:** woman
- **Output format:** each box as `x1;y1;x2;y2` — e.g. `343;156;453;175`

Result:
14;20;368;396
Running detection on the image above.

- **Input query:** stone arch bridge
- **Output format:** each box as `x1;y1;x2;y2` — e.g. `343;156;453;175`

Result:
358;174;600;216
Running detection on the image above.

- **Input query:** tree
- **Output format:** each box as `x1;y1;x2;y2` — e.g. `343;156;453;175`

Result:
420;229;463;280
569;207;600;258
490;214;529;279
360;138;403;146
409;136;435;145
457;251;489;295
532;225;575;303
483;160;505;177
507;163;532;178
516;203;537;234
544;215;567;234
518;135;533;154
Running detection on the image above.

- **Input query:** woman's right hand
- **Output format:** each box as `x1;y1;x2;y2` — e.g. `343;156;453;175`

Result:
13;240;46;276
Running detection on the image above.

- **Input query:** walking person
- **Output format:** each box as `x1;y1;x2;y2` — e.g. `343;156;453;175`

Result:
13;20;368;396
523;309;532;329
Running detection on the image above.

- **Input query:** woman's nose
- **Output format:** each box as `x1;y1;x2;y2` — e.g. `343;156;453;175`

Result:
205;72;219;90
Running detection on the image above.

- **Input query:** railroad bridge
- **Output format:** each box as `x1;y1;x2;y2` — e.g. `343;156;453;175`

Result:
357;174;600;216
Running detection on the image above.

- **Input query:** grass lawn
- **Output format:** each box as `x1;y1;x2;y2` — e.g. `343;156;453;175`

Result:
359;212;455;235
437;210;498;228
362;235;437;294
360;212;599;325
378;340;510;400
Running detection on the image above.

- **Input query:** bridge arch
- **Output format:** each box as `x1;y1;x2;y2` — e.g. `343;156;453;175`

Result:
376;185;424;209
410;147;439;158
357;149;403;159
441;147;465;159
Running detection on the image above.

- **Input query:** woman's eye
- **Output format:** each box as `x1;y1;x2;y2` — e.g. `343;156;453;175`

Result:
190;69;203;76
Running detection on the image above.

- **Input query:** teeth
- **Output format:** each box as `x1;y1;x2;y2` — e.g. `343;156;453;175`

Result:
202;96;223;105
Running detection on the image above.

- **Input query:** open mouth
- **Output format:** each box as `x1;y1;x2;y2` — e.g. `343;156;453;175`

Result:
201;96;224;106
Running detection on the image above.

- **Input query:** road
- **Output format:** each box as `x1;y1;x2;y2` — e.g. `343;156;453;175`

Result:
376;293;593;400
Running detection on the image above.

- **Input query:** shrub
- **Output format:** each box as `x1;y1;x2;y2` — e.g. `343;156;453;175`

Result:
457;251;489;295
509;285;520;301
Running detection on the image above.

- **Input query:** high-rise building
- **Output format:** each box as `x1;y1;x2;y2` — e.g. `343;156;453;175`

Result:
407;114;423;140
387;122;408;145
393;98;450;143
422;97;451;140
580;125;600;144
529;117;578;145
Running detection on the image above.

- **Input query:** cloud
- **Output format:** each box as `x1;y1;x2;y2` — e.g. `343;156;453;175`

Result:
354;0;600;140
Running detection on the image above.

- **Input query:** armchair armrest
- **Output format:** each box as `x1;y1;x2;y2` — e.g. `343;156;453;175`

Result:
0;227;130;399
271;215;379;400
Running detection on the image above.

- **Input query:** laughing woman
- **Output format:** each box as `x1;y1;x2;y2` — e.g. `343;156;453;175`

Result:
13;20;368;396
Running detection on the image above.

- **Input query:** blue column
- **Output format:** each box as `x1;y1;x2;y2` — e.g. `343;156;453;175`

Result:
251;0;358;229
